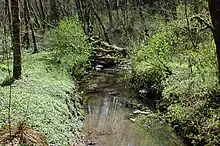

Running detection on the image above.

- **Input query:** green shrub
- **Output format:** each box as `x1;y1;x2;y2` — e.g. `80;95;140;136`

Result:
130;30;175;96
161;41;220;145
45;18;91;79
130;16;220;145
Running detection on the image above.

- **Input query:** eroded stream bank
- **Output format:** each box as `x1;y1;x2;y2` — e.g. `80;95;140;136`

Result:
80;67;185;146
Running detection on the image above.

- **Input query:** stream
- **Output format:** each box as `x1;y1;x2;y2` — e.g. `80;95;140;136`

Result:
81;67;186;146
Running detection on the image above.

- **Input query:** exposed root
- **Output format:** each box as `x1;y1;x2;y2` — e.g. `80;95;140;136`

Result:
0;121;47;145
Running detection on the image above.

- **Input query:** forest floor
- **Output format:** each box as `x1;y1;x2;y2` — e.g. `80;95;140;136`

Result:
0;52;85;145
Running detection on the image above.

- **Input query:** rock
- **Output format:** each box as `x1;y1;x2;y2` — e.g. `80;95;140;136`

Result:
130;118;136;122
87;140;97;145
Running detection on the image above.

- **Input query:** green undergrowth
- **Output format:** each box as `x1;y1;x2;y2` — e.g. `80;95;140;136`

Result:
0;52;84;145
129;9;220;145
44;17;91;79
0;18;91;145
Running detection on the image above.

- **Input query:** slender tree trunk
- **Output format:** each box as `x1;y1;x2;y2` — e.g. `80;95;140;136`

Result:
115;0;120;21
28;1;40;28
30;22;38;53
3;25;7;60
7;0;12;32
11;0;22;79
91;5;111;44
24;0;30;50
105;0;113;28
75;0;83;22
208;0;220;73
50;0;60;25
2;0;8;60
39;0;46;31
75;0;87;34
26;0;38;53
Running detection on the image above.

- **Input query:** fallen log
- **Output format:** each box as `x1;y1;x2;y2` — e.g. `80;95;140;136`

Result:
93;48;117;54
89;36;127;53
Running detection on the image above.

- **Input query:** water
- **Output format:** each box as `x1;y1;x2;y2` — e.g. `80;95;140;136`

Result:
81;67;185;146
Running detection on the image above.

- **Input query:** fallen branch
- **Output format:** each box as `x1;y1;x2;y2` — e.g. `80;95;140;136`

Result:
190;15;213;32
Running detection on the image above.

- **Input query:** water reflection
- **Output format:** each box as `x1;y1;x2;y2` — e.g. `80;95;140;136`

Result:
84;96;137;146
82;69;185;146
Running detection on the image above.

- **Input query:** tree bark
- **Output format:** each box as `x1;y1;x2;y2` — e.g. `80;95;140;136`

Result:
24;0;30;50
28;0;40;28
39;0;46;31
11;0;22;79
50;0;60;25
91;5;111;44
105;0;113;28
2;0;8;60
30;21;38;54
208;0;220;73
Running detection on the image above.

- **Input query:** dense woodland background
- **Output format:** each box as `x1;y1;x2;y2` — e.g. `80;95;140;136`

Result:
0;0;220;145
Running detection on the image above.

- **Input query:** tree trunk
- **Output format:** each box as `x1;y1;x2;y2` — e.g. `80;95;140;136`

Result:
30;21;38;54
24;0;30;50
208;0;220;73
91;5;111;44
39;0;46;31
50;0;60;25
28;0;40;28
2;0;8;60
11;0;22;79
75;0;83;22
105;0;113;28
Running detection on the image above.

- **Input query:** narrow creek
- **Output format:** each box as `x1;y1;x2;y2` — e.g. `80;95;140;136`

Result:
80;67;186;146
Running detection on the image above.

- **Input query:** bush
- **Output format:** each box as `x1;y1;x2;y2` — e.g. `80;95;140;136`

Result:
45;18;91;79
130;16;220;145
130;30;175;97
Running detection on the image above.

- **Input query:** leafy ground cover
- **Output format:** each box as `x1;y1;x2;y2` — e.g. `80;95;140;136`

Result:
0;18;91;145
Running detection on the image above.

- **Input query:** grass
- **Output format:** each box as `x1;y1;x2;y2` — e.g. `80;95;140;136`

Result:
0;52;84;145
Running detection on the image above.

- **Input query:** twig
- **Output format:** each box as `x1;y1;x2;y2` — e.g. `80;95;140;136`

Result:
190;15;213;32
